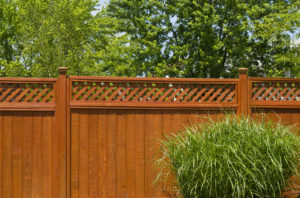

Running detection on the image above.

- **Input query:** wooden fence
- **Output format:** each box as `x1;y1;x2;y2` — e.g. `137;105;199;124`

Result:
0;68;299;198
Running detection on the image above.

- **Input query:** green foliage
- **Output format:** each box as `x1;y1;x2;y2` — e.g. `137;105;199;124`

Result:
0;0;105;77
105;0;300;77
0;0;299;77
156;116;300;198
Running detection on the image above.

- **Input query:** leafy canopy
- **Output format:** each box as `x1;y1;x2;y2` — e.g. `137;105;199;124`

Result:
0;0;299;77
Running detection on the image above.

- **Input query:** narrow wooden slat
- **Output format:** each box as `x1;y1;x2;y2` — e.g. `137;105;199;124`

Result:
267;87;281;101
283;88;296;100
24;88;40;102
4;87;22;102
71;110;79;198
182;87;199;102
70;76;239;83
171;111;181;133
176;87;191;102
116;110;127;197
223;90;235;102
107;110;117;198
0;87;14;101
32;113;42;198
41;89;55;103
22;112;32;198
124;88;140;102
162;111;172;196
71;110;80;198
98;110;107;198
115;87;131;101
132;88;149;102
99;87;115;101
79;110;89;198
252;87;266;100
200;86;216;102
150;88;165;102
275;88;289;101
126;110;136;197
107;87;123;101
14;88;31;102
42;112;52;198
167;88;182;102
145;111;154;197
32;88;49;102
81;87;97;100
142;88;157;102
289;89;300;101
259;86;274;100
73;87;89;100
216;87;231;102
208;87;223;102
157;88;175;102
2;113;13;198
0;112;2;197
191;87;207;102
135;110;145;197
88;111;98;198
90;87;105;100
153;111;162;197
12;112;23;198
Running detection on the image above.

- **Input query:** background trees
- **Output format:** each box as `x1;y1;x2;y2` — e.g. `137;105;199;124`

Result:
0;0;299;77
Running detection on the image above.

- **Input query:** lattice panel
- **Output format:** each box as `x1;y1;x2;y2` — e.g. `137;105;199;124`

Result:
71;81;236;103
252;82;300;101
0;82;55;103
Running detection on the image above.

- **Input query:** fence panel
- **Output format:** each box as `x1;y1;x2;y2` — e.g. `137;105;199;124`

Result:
0;68;299;198
70;109;227;198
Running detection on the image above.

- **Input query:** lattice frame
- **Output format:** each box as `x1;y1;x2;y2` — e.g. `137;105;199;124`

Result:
70;80;237;104
251;81;300;102
0;82;55;103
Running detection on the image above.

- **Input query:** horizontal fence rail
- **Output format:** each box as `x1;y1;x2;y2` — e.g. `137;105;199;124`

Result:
70;76;239;109
0;78;57;110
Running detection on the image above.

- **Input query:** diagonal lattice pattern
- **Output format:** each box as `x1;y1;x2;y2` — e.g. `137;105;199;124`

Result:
252;82;300;101
0;83;55;103
71;81;236;103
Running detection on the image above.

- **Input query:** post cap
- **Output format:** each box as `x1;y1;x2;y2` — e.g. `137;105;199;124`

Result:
58;67;68;75
238;68;248;74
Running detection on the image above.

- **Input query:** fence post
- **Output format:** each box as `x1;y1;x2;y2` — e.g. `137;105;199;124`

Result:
238;68;249;116
55;67;68;198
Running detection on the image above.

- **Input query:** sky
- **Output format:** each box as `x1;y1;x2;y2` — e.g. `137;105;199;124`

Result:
98;0;109;7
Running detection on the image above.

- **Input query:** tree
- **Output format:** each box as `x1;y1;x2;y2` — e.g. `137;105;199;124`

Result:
104;0;300;77
0;0;104;77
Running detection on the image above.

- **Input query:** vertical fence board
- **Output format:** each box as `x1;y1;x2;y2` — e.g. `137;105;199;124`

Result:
153;111;162;197
12;112;23;198
126;110;136;198
79;110;89;198
2;113;13;198
135;110;145;197
32;114;42;198
145;111;154;198
71;110;79;198
88;111;98;198
107;110;117;198
117;110;127;197
0;112;2;197
42;112;52;198
98;110;107;198
22;112;32;198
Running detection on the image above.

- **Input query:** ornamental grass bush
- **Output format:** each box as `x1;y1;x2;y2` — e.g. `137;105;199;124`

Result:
156;116;300;198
